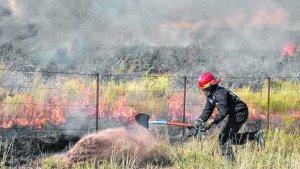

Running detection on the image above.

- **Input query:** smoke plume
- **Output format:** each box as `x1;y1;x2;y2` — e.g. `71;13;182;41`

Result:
0;0;299;76
1;0;300;47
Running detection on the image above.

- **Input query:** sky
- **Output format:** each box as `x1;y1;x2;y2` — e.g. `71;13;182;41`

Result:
0;0;299;51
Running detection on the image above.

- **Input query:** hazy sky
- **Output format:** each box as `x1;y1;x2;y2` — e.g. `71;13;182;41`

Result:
0;0;299;50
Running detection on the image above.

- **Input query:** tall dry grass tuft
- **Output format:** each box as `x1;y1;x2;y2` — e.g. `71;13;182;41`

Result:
64;125;155;168
40;126;300;168
0;138;15;167
235;79;300;113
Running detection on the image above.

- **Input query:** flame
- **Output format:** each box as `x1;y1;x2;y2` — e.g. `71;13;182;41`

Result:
291;112;300;118
109;95;137;123
248;107;266;120
1;85;299;129
1;113;13;128
248;106;286;120
168;93;183;121
0;87;95;128
248;106;300;120
167;93;196;121
280;43;297;60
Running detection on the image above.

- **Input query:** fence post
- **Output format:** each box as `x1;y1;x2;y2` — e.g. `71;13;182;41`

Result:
267;76;270;129
96;73;99;132
182;76;187;137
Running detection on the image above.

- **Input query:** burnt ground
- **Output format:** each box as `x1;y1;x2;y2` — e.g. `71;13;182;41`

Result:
0;118;299;167
0;124;82;166
0;117;133;166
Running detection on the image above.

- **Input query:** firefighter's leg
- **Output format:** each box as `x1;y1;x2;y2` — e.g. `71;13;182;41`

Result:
231;130;265;149
228;117;265;150
219;121;237;164
220;139;235;165
225;118;245;145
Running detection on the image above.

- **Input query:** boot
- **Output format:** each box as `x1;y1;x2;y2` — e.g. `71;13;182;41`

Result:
254;130;265;150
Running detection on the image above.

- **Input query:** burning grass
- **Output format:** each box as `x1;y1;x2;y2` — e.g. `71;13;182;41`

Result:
0;74;175;128
1;73;300;129
0;72;299;168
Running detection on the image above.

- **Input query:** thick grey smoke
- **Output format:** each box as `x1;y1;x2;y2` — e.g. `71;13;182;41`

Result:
1;0;299;47
0;0;299;76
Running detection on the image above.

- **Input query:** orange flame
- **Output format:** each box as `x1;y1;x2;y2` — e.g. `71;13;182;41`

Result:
248;107;266;120
168;93;183;121
280;43;297;60
168;93;196;121
1;87;299;129
291;112;300;118
0;87;95;128
109;95;137;123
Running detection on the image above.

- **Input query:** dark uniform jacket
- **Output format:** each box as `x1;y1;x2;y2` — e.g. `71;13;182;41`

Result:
199;86;248;124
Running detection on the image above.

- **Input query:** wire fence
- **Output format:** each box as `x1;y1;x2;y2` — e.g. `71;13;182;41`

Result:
0;69;299;138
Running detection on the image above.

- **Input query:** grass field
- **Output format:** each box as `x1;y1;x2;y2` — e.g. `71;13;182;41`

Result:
0;121;299;168
36;125;300;169
0;73;299;168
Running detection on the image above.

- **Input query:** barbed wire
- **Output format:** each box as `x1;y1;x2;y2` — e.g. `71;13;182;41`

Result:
0;69;96;76
0;87;299;93
0;69;299;135
1;101;299;107
1;69;300;78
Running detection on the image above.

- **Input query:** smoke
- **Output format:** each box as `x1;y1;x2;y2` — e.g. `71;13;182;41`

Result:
0;6;11;17
0;0;299;47
64;126;155;167
0;0;299;75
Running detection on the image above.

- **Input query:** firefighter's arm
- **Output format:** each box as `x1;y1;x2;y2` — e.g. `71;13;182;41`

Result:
199;98;215;122
212;92;229;124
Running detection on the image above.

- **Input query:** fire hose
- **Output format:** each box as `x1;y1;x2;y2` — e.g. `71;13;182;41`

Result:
135;113;206;137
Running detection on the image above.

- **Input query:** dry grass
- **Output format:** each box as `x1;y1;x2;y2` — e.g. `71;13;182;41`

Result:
36;125;300;169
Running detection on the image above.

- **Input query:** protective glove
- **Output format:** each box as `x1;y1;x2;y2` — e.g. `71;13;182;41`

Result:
194;118;204;129
188;119;205;137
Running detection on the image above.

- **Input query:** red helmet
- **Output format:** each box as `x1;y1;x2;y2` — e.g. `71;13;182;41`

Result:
198;72;220;89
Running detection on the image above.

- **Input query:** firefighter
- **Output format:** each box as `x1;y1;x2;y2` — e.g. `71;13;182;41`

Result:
193;72;265;163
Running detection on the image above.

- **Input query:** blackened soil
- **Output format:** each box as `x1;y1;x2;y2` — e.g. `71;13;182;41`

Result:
0;124;81;166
